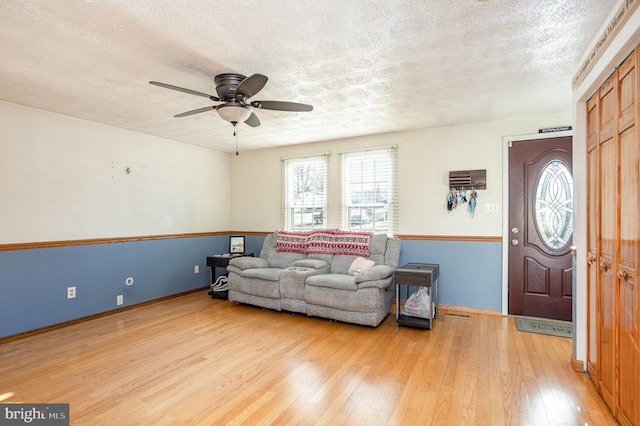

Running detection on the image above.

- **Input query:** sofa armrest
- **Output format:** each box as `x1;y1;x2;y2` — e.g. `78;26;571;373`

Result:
229;256;269;270
355;265;393;284
292;259;329;270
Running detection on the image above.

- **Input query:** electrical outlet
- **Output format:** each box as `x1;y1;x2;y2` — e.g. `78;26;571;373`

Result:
194;265;200;274
67;286;76;299
117;295;123;306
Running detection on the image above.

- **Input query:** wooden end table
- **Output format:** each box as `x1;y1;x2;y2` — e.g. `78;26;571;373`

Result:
395;263;439;329
206;253;253;299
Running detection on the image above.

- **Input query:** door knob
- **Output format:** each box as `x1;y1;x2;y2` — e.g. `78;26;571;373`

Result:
600;260;610;272
511;239;519;246
618;269;630;281
511;227;519;234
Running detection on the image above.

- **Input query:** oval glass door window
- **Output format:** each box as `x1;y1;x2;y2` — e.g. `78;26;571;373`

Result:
534;160;573;249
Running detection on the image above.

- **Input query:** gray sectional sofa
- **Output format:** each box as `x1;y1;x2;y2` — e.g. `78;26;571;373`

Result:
227;231;401;327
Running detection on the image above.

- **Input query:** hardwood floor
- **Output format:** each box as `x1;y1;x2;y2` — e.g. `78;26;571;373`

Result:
0;291;617;425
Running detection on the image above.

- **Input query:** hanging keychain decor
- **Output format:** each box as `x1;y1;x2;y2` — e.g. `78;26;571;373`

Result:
469;188;478;218
447;188;456;211
447;187;478;218
458;188;467;204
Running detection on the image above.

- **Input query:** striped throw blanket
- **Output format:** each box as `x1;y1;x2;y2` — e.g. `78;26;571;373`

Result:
276;229;373;257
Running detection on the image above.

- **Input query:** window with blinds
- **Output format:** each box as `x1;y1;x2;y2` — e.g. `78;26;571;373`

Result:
341;147;398;235
282;155;328;230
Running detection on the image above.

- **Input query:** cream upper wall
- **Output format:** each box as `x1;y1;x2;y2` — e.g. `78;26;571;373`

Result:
0;97;572;243
0;100;231;244
230;111;572;235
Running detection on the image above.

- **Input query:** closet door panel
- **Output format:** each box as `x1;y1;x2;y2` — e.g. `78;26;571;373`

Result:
618;53;637;270
616;50;638;426
599;76;617;262
598;74;618;412
618;127;637;426
600;77;616;143
588;95;599;152
586;94;600;381
618;268;637;426
599;135;617;412
587;149;599;381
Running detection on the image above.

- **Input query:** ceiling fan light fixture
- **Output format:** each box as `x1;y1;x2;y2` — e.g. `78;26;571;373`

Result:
217;104;252;123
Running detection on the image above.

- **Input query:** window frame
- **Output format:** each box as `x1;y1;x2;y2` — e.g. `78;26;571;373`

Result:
341;147;398;235
282;155;329;231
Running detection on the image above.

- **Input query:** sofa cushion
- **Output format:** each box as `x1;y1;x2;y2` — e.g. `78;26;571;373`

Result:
305;286;382;313
366;234;388;265
306;274;358;291
368;233;387;254
330;255;356;274
265;250;307;269
292;259;329;269
384;237;401;268
357;278;393;289
229;289;281;307
308;252;334;265
240;267;282;282
229;256;269;269
258;233;278;258
354;265;393;283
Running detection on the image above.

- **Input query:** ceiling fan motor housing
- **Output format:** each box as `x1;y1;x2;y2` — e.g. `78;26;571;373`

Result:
214;73;247;99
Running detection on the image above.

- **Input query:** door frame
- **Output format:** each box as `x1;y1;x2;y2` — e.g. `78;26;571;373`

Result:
501;130;574;316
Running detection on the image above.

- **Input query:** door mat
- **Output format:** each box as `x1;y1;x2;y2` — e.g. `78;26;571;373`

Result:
514;317;572;338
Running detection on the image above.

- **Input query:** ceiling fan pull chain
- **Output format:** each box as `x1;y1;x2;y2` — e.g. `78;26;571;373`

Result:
234;123;239;155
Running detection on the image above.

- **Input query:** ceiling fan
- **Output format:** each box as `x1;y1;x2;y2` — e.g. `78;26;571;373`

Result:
149;73;313;129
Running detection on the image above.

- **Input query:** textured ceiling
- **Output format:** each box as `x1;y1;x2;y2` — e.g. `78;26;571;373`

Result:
0;1;618;153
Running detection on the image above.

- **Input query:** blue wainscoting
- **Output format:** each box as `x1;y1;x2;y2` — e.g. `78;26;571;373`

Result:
0;234;502;338
398;239;503;311
245;235;503;311
0;234;261;338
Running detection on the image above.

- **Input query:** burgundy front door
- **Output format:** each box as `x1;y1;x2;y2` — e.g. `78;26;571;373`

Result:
508;136;573;321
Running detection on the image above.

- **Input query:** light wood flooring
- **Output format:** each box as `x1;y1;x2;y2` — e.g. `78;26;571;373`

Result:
0;290;617;425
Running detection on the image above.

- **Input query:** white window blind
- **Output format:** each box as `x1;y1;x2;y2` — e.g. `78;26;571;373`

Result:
341;147;398;235
281;155;328;230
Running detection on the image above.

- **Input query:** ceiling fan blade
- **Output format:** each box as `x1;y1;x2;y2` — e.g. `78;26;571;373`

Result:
251;100;313;112
174;106;216;117
235;73;268;99
149;81;220;101
244;112;261;127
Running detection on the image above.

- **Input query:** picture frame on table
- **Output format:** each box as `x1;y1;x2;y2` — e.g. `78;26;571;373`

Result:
229;236;245;253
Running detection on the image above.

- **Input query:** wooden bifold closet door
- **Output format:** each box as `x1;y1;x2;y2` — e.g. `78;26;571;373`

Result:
586;47;639;426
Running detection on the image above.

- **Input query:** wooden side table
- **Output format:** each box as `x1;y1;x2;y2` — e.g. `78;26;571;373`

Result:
395;263;439;329
206;253;253;299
